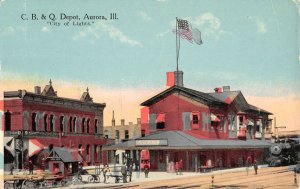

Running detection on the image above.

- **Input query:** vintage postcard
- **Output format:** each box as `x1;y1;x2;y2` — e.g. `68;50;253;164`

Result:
0;0;299;188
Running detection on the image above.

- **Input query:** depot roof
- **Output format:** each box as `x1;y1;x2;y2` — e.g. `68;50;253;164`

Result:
104;130;272;150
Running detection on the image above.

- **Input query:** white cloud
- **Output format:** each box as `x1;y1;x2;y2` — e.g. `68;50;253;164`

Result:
138;11;152;22
191;12;230;39
156;0;168;2
0;26;14;36
0;0;5;6
41;26;50;32
248;16;267;34
73;22;142;47
257;20;267;34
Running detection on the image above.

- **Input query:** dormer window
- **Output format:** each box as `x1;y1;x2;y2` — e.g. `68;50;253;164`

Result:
156;113;165;129
191;111;200;129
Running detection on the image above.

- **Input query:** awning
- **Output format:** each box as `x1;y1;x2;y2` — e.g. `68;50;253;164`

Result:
156;113;165;123
210;113;220;122
4;137;14;153
29;139;45;157
48;147;77;163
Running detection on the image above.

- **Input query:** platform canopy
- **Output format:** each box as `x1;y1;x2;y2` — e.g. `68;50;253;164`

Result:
104;130;272;150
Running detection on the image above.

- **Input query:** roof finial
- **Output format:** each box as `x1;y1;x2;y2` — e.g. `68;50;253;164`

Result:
49;79;52;86
86;87;89;93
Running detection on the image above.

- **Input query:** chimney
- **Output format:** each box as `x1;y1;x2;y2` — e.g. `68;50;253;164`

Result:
166;72;175;87
34;86;41;94
174;70;184;87
112;111;115;126
121;119;125;126
223;86;230;92
214;87;222;93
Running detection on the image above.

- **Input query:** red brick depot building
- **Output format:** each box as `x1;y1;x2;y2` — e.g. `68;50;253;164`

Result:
3;80;107;174
105;71;272;172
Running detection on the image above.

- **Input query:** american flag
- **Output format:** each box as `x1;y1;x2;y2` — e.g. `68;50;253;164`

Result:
173;19;193;43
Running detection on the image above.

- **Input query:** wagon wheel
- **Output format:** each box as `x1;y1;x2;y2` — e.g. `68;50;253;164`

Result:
22;180;35;189
60;179;67;187
4;182;10;189
94;175;100;183
53;181;58;188
13;180;22;189
88;175;95;183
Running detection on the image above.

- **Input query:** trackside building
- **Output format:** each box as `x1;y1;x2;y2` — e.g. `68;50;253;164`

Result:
105;71;272;172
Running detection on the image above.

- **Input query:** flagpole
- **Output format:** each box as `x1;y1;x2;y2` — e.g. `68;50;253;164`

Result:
176;17;178;72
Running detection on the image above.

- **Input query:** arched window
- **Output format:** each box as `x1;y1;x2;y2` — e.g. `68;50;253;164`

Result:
69;116;73;133
78;144;82;155
50;115;54;132
4;111;11;131
94;119;98;134
43;114;48;131
59;116;64;132
73;117;77;133
86;144;90;155
87;119;90;134
82;118;85;133
32;113;37;131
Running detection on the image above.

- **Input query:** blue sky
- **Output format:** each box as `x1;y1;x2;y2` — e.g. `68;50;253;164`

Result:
0;0;299;95
0;0;299;129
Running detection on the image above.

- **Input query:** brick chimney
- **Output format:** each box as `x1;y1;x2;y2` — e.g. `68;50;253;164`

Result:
174;70;184;87
214;87;222;93
166;72;175;87
223;86;230;92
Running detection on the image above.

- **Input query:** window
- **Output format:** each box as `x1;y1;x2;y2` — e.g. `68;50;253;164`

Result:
156;113;165;129
78;144;82;155
4;111;11;131
60;116;64;132
94;119;98;134
192;115;199;124
82;118;85;133
69;116;73;132
87;119;90;134
239;116;243;125
94;145;98;162
86;145;90;155
50;115;54;131
32;113;37;131
141;129;146;137
191;112;200;129
73;117;77;133
44;114;48;131
115;130;120;139
125;130;129;139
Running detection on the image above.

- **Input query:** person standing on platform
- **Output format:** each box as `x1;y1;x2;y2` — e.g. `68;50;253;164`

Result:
245;160;250;176
144;165;149;178
253;160;258;175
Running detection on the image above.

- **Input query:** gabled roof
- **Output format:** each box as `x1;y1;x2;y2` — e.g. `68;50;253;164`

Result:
141;85;225;107
207;91;272;115
41;80;57;97
80;87;93;103
246;104;273;115
207;91;240;104
104;130;272;150
48;147;77;163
